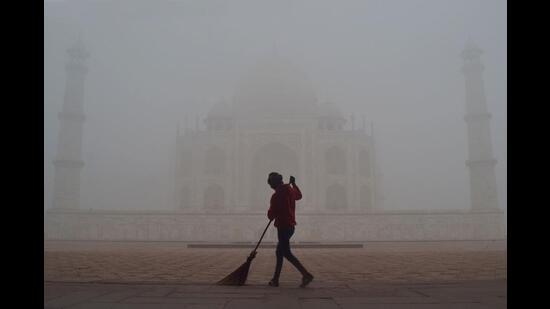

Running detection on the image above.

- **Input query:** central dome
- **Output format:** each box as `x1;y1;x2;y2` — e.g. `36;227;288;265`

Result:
233;56;318;117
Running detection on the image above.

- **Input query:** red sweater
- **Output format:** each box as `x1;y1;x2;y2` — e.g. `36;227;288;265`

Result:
267;183;302;228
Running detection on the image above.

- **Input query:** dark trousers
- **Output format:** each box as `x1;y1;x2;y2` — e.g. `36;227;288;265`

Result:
273;226;309;281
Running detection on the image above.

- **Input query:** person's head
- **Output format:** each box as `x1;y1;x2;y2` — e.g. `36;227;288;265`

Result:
267;172;283;189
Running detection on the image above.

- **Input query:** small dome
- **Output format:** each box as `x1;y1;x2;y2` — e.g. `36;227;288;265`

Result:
465;37;481;51
461;38;483;59
316;102;346;130
67;37;90;60
318;102;345;120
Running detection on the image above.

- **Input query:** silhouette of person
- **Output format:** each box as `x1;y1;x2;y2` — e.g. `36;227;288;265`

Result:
267;172;314;287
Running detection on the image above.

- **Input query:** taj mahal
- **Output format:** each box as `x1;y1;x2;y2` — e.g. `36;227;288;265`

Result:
176;56;380;214
45;40;505;243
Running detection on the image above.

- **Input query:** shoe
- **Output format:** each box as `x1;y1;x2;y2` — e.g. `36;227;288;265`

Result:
300;273;314;288
268;279;279;287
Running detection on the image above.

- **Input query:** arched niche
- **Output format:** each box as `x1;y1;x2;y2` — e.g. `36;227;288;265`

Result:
179;148;192;175
359;185;372;209
326;183;347;210
204;146;225;175
249;142;299;210
358;149;370;177
325;146;346;175
179;186;189;209
204;184;224;210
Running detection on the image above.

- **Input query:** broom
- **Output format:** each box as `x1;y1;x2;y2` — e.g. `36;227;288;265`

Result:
216;219;273;285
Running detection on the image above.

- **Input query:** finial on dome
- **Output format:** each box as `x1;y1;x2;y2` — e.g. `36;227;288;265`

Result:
67;32;90;60
461;36;483;59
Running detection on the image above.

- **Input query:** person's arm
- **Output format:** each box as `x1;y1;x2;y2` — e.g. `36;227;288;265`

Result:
289;176;302;200
292;183;302;201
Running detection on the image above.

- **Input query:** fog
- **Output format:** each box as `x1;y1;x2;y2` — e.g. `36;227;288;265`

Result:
44;0;506;216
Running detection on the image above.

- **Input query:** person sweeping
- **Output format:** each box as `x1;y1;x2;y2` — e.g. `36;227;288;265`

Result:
266;172;314;288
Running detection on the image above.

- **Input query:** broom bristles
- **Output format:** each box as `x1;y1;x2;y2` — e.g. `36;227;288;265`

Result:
216;221;269;286
217;260;252;285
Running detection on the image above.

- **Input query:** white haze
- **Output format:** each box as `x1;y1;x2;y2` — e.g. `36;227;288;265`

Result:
44;0;506;215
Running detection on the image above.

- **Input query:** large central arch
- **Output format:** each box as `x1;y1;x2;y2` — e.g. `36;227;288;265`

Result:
249;142;299;210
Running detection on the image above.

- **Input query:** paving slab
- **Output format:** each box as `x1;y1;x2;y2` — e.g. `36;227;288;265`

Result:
339;304;489;309
67;303;116;309
90;288;148;302
44;242;506;308
224;299;271;309
45;244;507;284
44;289;111;308
299;298;340;309
44;280;506;309
121;296;228;304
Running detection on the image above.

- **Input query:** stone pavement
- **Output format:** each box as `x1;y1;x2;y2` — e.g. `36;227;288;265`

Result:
44;241;506;308
45;279;506;309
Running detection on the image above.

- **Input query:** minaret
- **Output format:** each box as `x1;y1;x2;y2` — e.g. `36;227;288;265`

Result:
51;39;89;209
461;40;499;211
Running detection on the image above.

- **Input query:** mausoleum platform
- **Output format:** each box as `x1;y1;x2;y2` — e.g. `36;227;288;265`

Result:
45;209;505;242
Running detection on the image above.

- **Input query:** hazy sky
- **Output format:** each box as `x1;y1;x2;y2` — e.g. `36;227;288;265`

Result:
44;0;506;213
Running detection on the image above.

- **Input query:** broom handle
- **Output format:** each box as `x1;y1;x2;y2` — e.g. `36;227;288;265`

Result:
252;219;273;253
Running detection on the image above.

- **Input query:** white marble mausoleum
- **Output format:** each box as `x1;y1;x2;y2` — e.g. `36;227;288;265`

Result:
45;40;505;242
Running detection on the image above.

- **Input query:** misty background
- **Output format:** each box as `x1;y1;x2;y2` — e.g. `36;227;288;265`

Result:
44;0;506;215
